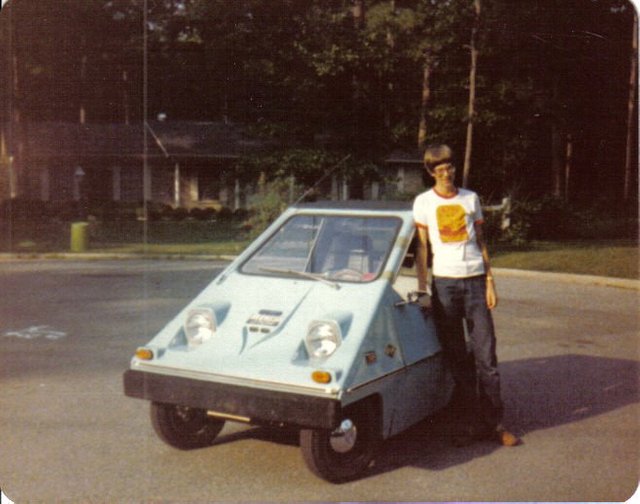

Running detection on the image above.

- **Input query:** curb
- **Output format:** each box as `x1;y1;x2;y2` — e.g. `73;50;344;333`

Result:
494;268;640;291
0;253;637;290
0;252;237;262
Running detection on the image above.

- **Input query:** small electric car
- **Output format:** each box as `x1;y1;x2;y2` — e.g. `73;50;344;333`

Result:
123;200;453;483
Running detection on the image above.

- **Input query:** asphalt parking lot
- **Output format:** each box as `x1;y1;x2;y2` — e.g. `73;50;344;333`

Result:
0;259;638;502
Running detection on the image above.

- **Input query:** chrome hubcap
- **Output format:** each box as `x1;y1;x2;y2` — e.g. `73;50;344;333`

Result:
330;419;357;453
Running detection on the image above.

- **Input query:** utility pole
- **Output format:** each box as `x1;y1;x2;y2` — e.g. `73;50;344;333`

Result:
624;13;637;205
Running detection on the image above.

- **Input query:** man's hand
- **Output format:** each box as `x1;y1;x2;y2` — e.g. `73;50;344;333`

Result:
417;292;432;312
486;278;498;309
407;290;432;312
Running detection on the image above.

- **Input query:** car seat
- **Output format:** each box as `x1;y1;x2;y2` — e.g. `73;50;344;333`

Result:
319;233;373;274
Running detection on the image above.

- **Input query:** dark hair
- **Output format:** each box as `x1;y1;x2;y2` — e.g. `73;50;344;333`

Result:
423;144;453;172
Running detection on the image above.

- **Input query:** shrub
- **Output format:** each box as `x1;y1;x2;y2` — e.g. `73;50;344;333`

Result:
170;207;189;221
217;207;234;221
233;208;250;220
380;188;418;202
247;175;303;238
190;207;218;221
1;198;44;220
86;201;117;221
482;197;569;245
488;195;638;244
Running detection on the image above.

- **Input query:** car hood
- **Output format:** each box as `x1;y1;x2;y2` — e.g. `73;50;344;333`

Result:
132;270;391;397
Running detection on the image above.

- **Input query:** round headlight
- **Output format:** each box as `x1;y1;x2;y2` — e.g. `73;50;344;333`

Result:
184;308;216;347
306;320;342;359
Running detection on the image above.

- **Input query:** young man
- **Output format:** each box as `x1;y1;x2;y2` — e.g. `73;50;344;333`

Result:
413;144;519;447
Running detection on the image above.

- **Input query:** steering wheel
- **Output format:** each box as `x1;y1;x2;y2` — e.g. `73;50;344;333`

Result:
327;268;364;281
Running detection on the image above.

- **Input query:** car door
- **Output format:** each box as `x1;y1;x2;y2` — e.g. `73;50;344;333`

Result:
385;276;449;434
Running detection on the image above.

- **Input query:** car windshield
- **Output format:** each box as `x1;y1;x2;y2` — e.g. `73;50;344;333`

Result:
241;214;401;283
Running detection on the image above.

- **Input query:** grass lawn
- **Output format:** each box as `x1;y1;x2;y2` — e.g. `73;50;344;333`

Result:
0;220;251;255
92;238;638;280
89;241;250;256
1;220;637;279
492;241;638;279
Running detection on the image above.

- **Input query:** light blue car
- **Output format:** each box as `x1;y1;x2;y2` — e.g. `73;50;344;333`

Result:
123;201;453;483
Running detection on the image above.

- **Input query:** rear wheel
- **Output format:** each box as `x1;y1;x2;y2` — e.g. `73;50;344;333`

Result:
150;402;225;450
300;399;379;483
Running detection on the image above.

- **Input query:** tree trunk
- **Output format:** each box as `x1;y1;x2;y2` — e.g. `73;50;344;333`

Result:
384;0;396;130
417;55;433;151
462;0;480;188
0;130;8;200
79;53;87;124
564;133;573;202
351;0;365;151
551;77;563;199
624;13;638;204
10;25;22;200
352;0;365;29
122;69;130;125
551;122;563;198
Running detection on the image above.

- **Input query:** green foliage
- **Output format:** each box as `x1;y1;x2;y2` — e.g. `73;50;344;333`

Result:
241;147;383;237
0;0;636;206
246;174;303;238
236;148;381;190
0;166;10;203
484;195;638;246
380;189;417;202
0;199;242;224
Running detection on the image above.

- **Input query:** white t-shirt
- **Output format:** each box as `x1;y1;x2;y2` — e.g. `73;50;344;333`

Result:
413;187;486;278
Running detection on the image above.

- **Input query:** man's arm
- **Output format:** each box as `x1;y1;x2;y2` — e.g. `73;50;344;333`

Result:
474;222;498;309
416;225;430;292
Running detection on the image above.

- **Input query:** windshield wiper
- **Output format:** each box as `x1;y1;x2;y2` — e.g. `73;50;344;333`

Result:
258;267;340;290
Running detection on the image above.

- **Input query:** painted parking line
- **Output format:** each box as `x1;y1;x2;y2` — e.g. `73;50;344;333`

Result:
3;326;68;340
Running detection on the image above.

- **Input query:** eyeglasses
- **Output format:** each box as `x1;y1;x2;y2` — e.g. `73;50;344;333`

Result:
432;164;455;175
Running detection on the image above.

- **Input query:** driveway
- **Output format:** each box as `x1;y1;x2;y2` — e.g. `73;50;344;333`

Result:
0;260;637;502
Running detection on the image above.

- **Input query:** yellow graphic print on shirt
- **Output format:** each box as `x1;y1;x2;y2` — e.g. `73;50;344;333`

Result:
436;204;469;243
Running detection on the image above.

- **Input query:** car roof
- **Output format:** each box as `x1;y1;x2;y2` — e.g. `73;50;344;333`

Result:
292;200;412;212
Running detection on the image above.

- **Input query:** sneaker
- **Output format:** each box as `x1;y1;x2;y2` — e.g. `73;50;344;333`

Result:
495;427;521;447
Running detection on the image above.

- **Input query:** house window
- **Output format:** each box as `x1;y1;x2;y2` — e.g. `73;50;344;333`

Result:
198;168;220;201
112;166;122;201
40;167;50;201
49;164;73;201
121;166;143;202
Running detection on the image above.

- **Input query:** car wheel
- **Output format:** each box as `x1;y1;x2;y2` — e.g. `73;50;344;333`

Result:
150;402;225;450
299;399;379;483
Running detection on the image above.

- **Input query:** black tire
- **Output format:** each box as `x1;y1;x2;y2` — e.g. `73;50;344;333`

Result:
150;402;225;450
299;399;379;483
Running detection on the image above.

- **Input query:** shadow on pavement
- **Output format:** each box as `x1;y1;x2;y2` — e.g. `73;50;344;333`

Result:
214;354;639;479
371;353;639;475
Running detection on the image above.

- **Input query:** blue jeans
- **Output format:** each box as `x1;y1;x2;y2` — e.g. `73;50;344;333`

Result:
432;275;503;429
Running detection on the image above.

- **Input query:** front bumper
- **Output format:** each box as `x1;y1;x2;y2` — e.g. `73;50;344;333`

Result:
123;369;342;429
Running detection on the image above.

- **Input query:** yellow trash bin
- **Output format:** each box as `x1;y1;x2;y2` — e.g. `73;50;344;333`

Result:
70;222;89;253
